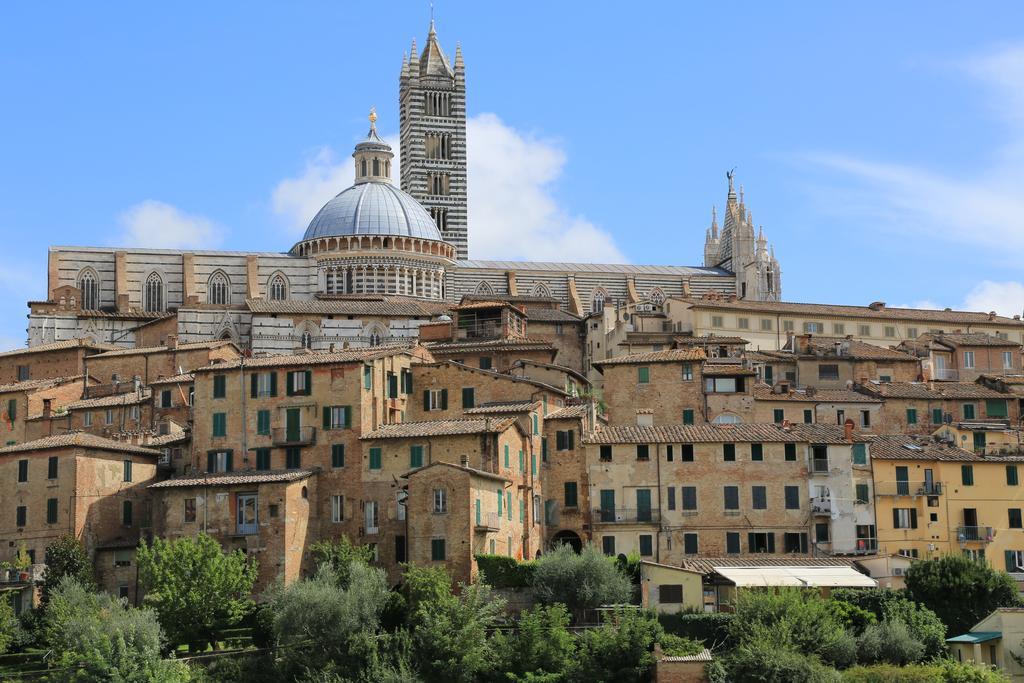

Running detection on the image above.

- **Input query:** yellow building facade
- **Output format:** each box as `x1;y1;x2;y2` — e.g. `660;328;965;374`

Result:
871;434;1024;574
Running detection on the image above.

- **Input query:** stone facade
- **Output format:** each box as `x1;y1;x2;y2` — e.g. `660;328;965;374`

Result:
594;350;706;426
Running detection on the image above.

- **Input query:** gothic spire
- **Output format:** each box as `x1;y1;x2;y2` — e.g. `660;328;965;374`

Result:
420;18;454;77
711;205;719;239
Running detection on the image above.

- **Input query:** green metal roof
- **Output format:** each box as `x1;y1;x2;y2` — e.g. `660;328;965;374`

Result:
947;631;1002;644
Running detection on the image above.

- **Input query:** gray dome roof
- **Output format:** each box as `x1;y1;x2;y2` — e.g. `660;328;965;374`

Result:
302;182;443;242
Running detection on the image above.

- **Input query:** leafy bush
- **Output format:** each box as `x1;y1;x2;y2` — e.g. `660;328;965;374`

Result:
41;535;94;605
831;588;946;659
904;554;1021;636
724;636;842;683
856;619;925;665
841;663;944;682
474;554;536;588
490;603;576;681
571;608;662;683
828;600;878;635
729;588;856;668
937;659;1010;682
658;632;703;657
532;543;631;613
310;536;375;589
658;611;734;649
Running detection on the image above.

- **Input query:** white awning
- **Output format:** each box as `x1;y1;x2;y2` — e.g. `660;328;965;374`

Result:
712;565;877;588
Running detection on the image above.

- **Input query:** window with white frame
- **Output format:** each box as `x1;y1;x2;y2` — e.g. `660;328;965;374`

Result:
105;409;114;425
964;351;975;369
83;412;93;427
144;272;164;312
292;371;308;393
269;275;287;301
331;495;344;522
329;406;348;429
1003;351;1013;369
208;272;230;305
364;501;379;534
255;372;273;397
433;488;448;514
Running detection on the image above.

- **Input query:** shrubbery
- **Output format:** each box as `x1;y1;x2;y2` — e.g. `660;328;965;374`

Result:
532;543;631;613
658;611;734;649
474;554;536;588
856;619;925;665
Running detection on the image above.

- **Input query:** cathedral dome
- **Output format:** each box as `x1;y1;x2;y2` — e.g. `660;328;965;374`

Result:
302;181;442;241
301;109;443;243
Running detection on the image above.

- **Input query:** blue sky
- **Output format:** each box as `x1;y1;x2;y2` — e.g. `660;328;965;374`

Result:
2;2;1024;346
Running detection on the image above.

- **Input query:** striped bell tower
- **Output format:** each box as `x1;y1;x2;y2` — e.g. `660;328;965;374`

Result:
399;19;469;259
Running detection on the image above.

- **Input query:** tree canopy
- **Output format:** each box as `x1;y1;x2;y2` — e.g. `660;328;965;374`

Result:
904;554;1021;635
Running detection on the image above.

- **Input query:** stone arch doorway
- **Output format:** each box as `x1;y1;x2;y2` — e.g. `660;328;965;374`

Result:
550;530;583;553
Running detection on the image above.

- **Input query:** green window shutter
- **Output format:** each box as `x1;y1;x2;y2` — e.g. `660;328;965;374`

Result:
507;492;512;520
638;367;650;383
441;389;448;410
364;366;372;390
567;430;574;450
343;406;352;429
556;431;566;451
564;482;578;507
369;447;382;470
803;409;813;424
462;387;475;409
410;445;423;468
906;408;917;425
47;498;57;524
541;437;548;461
987;400;1008;418
682;409;694;425
773;409;784;423
932;408;943;424
963;403;975;419
519;500;524;522
504;444;510;467
852;443;866;465
785;443;796;461
475;499;481;525
256;449;271;470
268;372;277;397
855;483;869;504
213;413;226;437
323;406;332;430
423;390;431;411
519;450;525;472
207;452;215;473
531;453;536;476
250;374;258;398
751;443;763;461
7;399;16;421
1008;466;1019;486
304;371;312;395
286;371;294;396
497;490;503;516
532;414;538;435
225;450;233;471
962;465;974;486
332;444;345;468
213;375;225;398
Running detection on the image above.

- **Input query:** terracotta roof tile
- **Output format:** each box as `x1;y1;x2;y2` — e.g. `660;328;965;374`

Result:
149;468;318;489
63;389;152;411
680;297;1024;326
674;335;750;346
0;376;84;395
402;460;509;482
0;432;162;457
795;336;920;361
423;338;556;354
701;363;757;376
0;339;118;358
88;340;238;358
546;404;590;420
679;556;858;574
463;400;539;415
593;348;706;367
918;332;1020;348
867;434;980;461
247;296;450;317
583;423;852;444
982;374;1024;385
519;308;582;322
856;381;1010;400
195;346;413;372
363;417;519;439
148;372;195;385
753;384;881;404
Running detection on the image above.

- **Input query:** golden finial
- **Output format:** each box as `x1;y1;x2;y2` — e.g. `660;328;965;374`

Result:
368;106;378;129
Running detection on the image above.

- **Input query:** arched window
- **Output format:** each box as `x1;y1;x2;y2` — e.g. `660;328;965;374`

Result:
532;283;552;298
649;288;666;305
591;288;607;313
144;272;164;312
365;323;387;347
372;158;380;175
360;159;367;176
78;269;99;310
208;271;230;306
269;274;287;301
300;331;313;349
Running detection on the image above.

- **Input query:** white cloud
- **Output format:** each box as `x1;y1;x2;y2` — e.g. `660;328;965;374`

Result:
118;200;222;249
962;280;1024;317
805;44;1024;261
466;113;624;262
272;136;400;234
271;115;625;262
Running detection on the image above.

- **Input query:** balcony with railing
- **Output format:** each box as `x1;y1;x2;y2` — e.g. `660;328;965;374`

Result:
0;564;45;585
810;459;831;475
875;481;943;497
812;497;832;516
957;526;994;543
932;367;959;381
592;508;661;525
271;426;317;447
474;512;501;533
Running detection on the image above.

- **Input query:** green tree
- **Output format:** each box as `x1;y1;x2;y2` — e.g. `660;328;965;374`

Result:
44;576;191;682
830;588;946;659
310;536;375;589
856;619;925;666
41;534;95;605
269;563;390;679
904;554;1020;636
410;576;506;683
491;603;576;682
136;533;257;651
0;596;16;655
570;608;663;683
532;543;631;614
728;588;856;669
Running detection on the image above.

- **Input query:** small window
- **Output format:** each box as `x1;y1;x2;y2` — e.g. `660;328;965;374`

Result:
773;409;784;424
752;486;767;510
833;323;845;335
683;533;698;554
1009;509;1022;529
255;448;271;470
682;409;694;425
286;448;301;469
212;412;227;437
639;534;653;557
410;445;424;469
681;363;693;381
564;482;578;508
638;367;650;384
479;357;492;370
461;387;475;409
963;403;976;420
431;538;446;561
726;532;740;554
906;408;918;425
636;444;650;461
852;443;867;465
760;319;773;331
213;374;226;399
784;443;797;461
658;584;683;603
17;459;28;483
962;465;974;486
122;500;133;527
855;483;869;504
114;549;133;568
723;444;736;461
46;498;58;524
184;498;197;523
47;456;58;480
680;444;694;462
331;495;345;523
784;486;800;510
1008;466;1019;486
884;326;896;338
681;486;697;511
369;447;382;470
711;315;723;328
963;351;975;369
818;364;840;380
331;444;345;468
724;486;739;510
782;320;795;332
123;459;132;482
858;324;871;336
750;443;763;461
738;317;749;330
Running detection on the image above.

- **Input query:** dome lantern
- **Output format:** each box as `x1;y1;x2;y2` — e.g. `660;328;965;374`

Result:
354;107;394;184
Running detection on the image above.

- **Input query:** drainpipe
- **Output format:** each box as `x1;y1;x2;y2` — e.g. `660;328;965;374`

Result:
655;442;663;563
240;356;247;466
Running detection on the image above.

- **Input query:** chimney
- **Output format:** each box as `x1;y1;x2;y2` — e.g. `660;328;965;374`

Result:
166;334;178;350
329;343;336;353
844;418;855;442
42;399;51;419
868;301;885;311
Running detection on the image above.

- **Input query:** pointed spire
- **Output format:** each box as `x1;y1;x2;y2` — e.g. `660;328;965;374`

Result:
711;206;719;239
455;42;464;71
739;184;745;206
